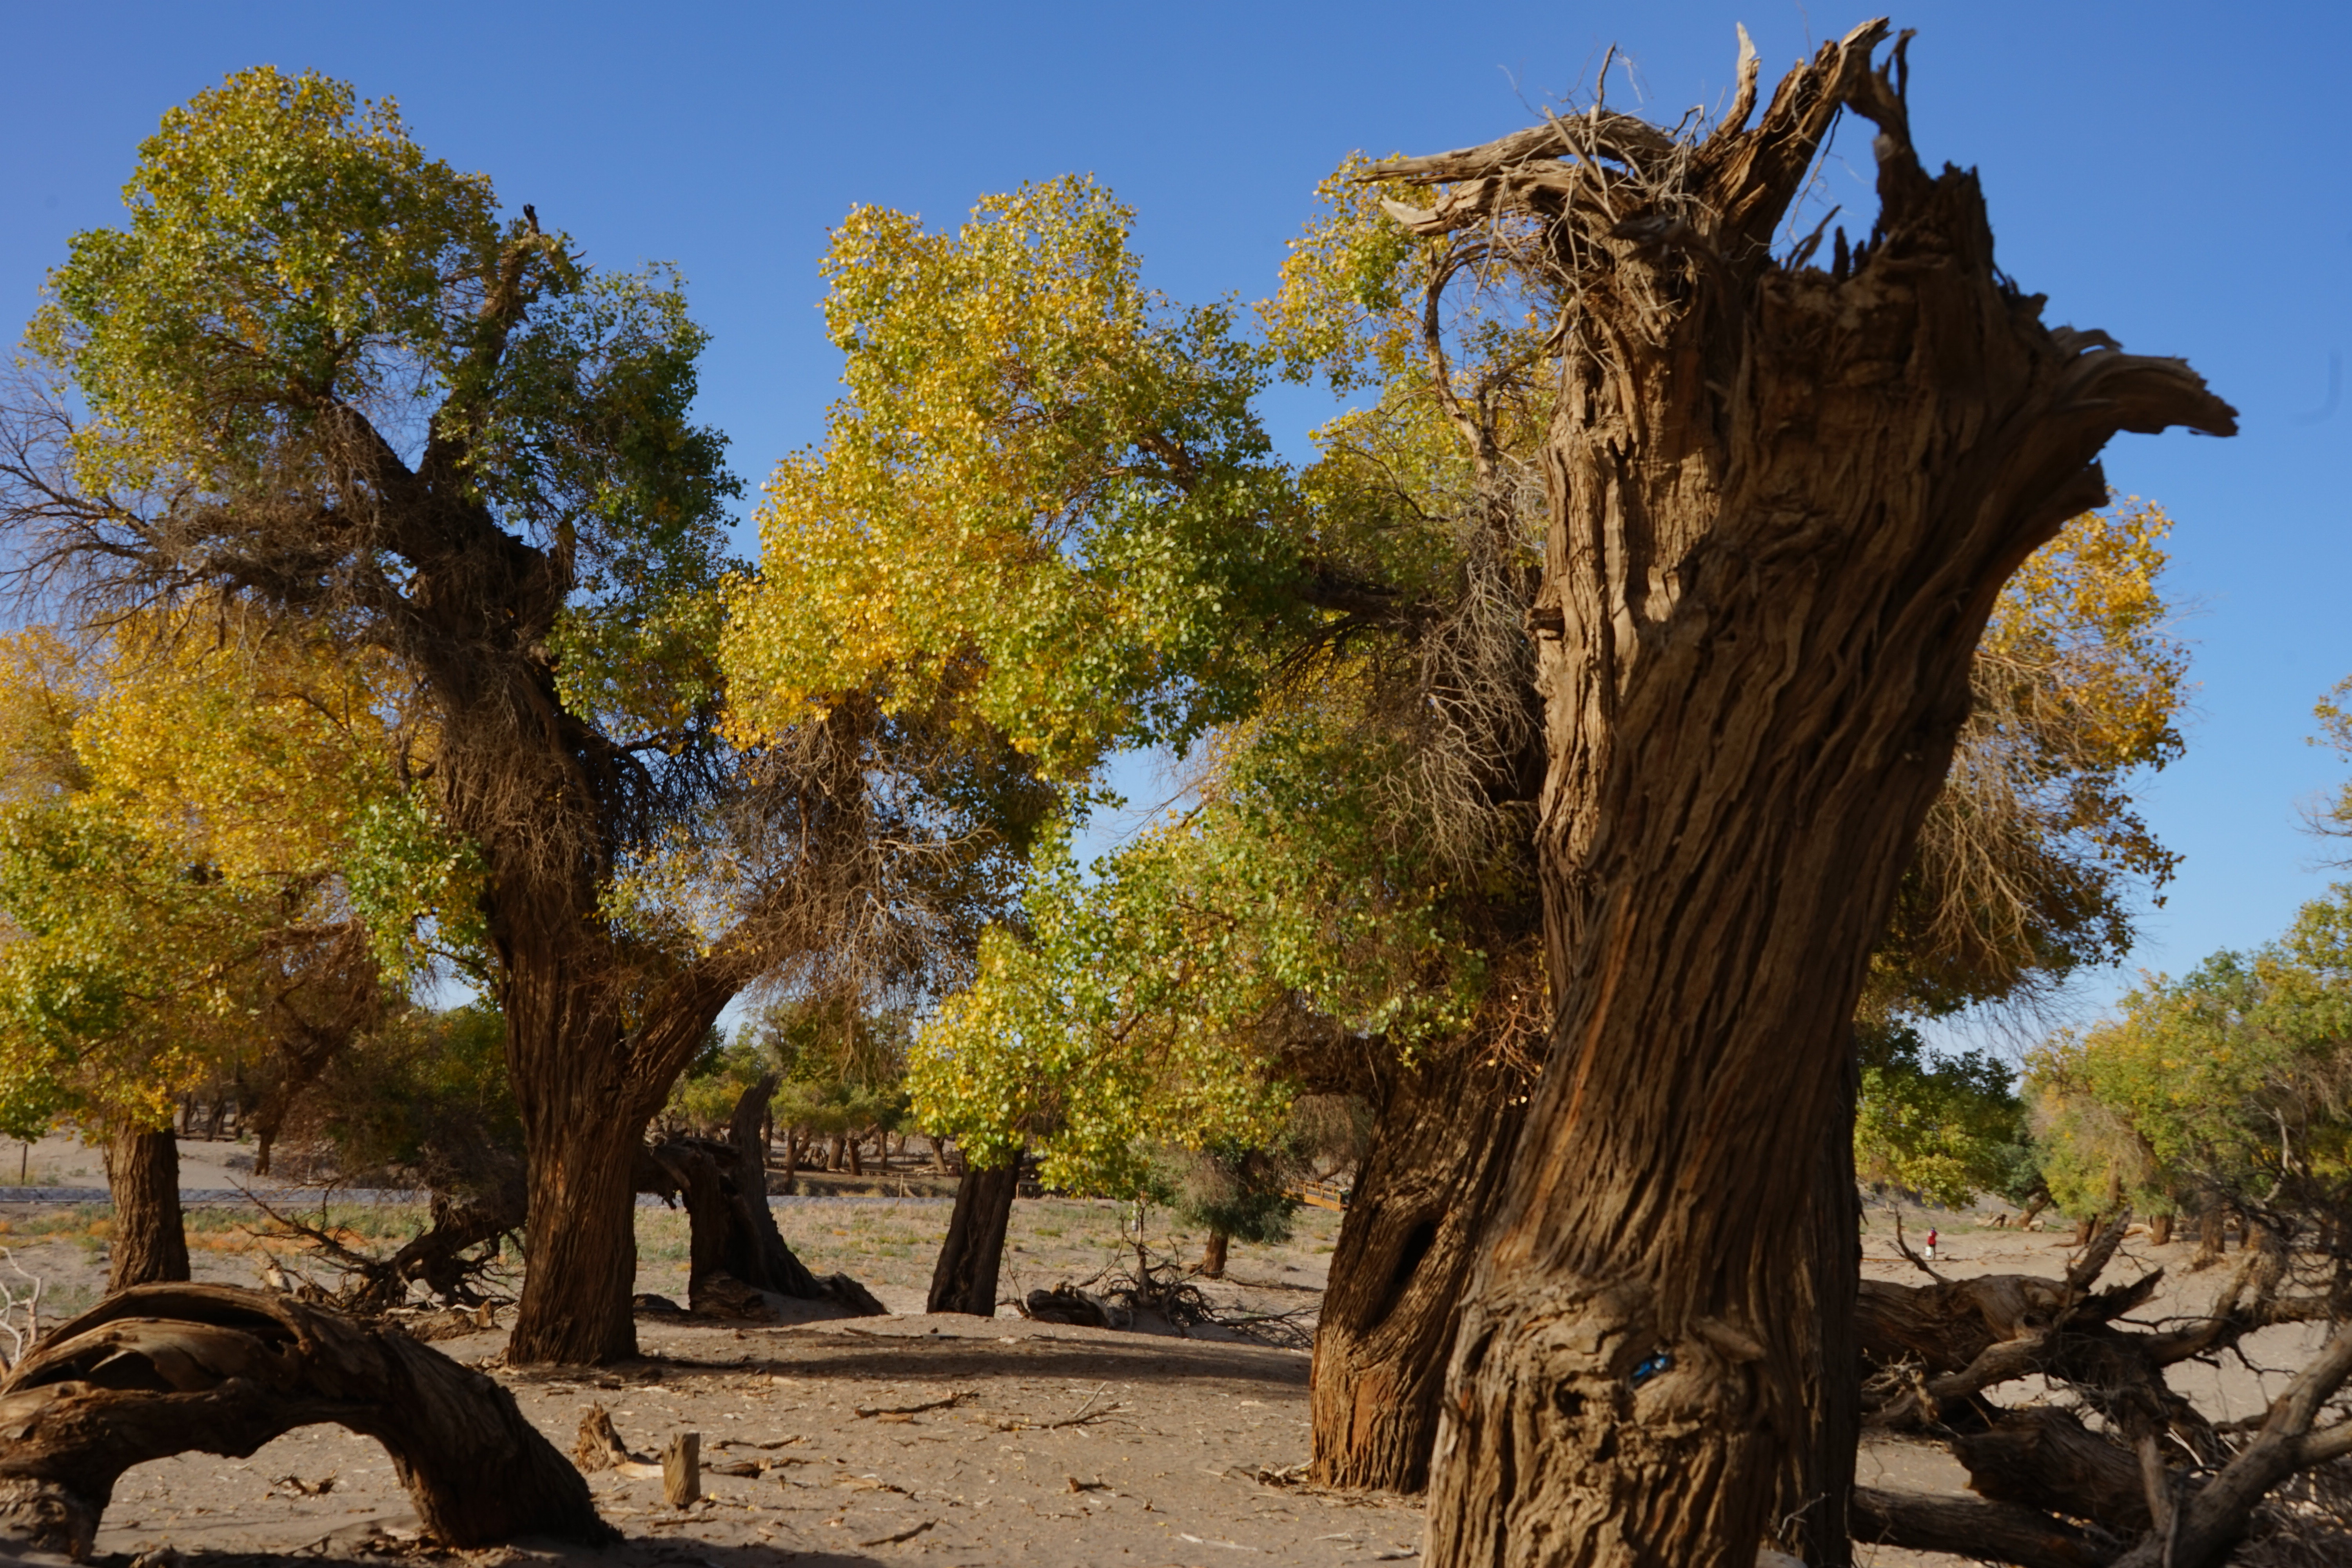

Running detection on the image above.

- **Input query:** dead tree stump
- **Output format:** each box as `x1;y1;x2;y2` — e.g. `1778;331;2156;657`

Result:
660;1430;699;1508
0;1284;611;1559
636;1076;886;1319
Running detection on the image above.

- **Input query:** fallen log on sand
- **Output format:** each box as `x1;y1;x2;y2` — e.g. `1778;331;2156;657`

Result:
0;1283;610;1559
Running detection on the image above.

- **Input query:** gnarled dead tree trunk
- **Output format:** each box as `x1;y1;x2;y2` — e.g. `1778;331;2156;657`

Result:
637;1076;886;1318
0;1284;609;1559
1853;1221;2352;1567
101;1126;188;1292
1383;22;2234;1566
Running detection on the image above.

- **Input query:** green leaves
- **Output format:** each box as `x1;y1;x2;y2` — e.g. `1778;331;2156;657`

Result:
33;67;503;496
0;614;468;1132
29;65;739;757
1853;1022;2031;1209
2026;884;2352;1220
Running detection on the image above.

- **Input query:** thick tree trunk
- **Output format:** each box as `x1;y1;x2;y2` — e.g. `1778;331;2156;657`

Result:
2196;1206;2226;1262
1198;1230;1230;1279
508;1104;642;1363
0;1284;610;1559
502;966;649;1365
103;1126;188;1292
498;938;750;1363
927;1161;1019;1315
1310;1036;1534;1493
2148;1212;2173;1247
1383;25;2231;1567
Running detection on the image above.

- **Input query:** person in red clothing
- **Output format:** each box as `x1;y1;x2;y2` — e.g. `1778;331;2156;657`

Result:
1925;1226;1939;1261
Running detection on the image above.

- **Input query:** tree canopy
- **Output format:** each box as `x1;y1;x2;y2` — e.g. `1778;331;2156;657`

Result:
2027;885;2352;1229
0;610;459;1143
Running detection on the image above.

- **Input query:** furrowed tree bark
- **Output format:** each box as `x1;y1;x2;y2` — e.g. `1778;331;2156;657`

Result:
1382;22;2234;1567
0;1284;610;1559
102;1125;188;1292
927;1161;1019;1315
1310;1035;1535;1493
1781;1033;1861;1567
504;965;646;1363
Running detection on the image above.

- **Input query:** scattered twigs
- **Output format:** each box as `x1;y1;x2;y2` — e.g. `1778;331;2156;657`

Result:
853;1391;970;1419
858;1519;936;1548
971;1381;1127;1433
1020;1232;1320;1348
1050;1382;1111;1428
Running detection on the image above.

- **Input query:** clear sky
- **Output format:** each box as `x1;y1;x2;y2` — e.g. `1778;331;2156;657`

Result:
5;1;2347;1031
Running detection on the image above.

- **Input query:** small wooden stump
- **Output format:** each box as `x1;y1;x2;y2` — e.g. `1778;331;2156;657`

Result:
661;1431;700;1508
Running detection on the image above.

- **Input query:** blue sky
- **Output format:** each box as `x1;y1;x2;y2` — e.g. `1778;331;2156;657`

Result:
4;1;2346;1030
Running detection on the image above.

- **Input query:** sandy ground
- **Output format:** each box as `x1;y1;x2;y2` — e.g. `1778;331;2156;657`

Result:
2;1142;2344;1566
73;1313;1426;1568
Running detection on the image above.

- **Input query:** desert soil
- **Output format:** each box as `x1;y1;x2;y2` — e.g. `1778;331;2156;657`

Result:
0;1137;2338;1566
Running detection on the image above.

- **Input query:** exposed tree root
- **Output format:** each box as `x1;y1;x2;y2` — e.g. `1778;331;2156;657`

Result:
0;1283;611;1560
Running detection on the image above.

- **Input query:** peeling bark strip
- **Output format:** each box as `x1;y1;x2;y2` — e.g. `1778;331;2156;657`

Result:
0;1284;610;1559
1385;21;2233;1568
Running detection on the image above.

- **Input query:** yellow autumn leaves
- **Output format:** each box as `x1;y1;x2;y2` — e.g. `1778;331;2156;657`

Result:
719;175;1300;780
0;605;463;1134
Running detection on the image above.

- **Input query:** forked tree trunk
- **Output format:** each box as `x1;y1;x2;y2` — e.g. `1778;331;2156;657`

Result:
0;1284;609;1558
1310;1035;1534;1493
927;1161;1019;1315
633;1077;885;1319
1383;24;2231;1566
103;1126;189;1292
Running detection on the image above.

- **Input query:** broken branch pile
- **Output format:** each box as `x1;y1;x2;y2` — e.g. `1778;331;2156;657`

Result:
1853;1218;2351;1567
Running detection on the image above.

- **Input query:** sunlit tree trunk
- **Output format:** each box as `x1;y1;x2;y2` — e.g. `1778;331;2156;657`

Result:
1383;24;2232;1566
1310;1036;1534;1493
103;1125;189;1292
